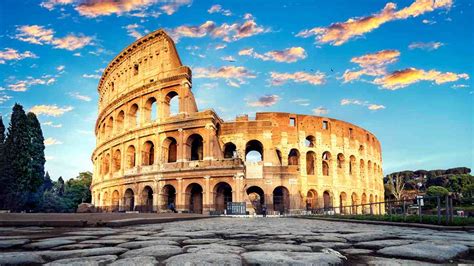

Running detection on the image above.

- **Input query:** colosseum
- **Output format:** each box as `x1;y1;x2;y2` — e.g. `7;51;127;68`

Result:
90;29;385;215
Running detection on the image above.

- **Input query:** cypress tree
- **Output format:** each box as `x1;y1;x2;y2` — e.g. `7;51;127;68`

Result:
27;112;45;192
43;172;53;192
0;116;5;208
56;176;65;197
4;104;32;211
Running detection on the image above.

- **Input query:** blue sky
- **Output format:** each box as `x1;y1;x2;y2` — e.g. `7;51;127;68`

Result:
0;0;472;180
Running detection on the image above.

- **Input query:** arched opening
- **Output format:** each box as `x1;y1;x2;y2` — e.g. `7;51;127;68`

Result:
306;190;317;210
163;137;177;163
144;97;158;122
111;190;119;212
116;110;125;133
367;161;372;178
361;193;368;214
187;134;203;161
360;159;365;178
102;191;108;211
113;149;121;172
186;183;203;214
245;140;263;162
276;149;282;165
124;188;135;212
142;141;155;166
340;192;347;214
359;145;364;154
351;192;358;214
214;182;232;213
349;155;356;175
306;151;316;175
337;153;345;169
106;116;114;138
166;91;179;117
162;185;176;211
322;151;331;176
369;194;374;214
246;186;265;214
100;123;105;140
223;142;237;159
273;186;290;214
305;135;316;147
323;191;332;210
126;145;136;169
141;186;154;212
103;153;110;174
128;104;139;128
288;149;300;166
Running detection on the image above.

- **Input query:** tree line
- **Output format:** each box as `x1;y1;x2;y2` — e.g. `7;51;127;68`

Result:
0;103;91;212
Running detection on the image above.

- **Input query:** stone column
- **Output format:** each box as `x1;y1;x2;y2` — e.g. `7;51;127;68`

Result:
176;178;184;212
177;128;185;163
203;176;211;214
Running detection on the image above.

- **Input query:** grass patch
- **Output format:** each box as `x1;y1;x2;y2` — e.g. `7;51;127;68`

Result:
308;214;474;226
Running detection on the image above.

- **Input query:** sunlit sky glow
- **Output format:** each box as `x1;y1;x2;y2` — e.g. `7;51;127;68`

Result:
0;0;472;179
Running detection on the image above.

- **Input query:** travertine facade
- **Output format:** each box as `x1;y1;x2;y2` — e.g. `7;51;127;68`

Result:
91;29;384;214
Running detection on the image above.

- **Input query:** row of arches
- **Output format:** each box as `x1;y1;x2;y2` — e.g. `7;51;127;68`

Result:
98;91;180;141
306;190;380;214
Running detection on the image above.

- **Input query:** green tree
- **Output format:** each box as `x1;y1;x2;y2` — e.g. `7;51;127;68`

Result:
3;104;32;210
0;116;6;208
55;176;65;197
427;186;449;198
64;172;92;210
26;112;45;192
43;172;53;192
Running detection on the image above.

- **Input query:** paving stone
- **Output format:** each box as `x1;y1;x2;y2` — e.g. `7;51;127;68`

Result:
65;230;118;236
156;231;216;238
182;238;223;245
355;239;414;250
377;242;469;262
51;243;104;250
81;239;128;245
302;242;351;250
361;255;433;265
343;232;395;242
241;251;343;265
109;256;159;266
304;235;347;243
42;236;98;241
24;239;76;249
45;255;117;265
0;252;45;264
340;248;373;255
100;235;140;240
120;245;183;259
165;252;242;266
245;243;312;252
144;236;190;242
185;243;246;254
117;240;179;249
41;247;128;261
0;239;30;249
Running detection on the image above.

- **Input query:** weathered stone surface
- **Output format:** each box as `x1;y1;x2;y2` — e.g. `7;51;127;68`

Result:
0;252;45;265
305;235;347;243
0;239;30;249
101;235;140;240
340;248;373;255
65;230;117;236
157;231;216;238
76;203;95;213
241;251;343;265
117;240;179;249
245;243;312;252
109;256;159;266
41;247;128;260
360;256;433;265
302;242;351;250
185;244;246;254
165;252;242;266
355;239;414;250
81;239;128;245
119;245;182;259
343;232;395;242
377;242;469;262
144;236;189;242
51;243;103;250
43;236;98;241
24;239;76;249
182;238;223;245
45;255;117;265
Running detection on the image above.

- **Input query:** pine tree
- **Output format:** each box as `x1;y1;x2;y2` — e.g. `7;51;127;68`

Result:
43;172;53;192
27;112;45;192
3;104;32;211
56;176;65;197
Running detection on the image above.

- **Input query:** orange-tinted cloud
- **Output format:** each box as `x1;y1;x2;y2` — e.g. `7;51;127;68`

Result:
160;0;191;15
15;25;92;51
75;0;156;17
0;48;37;64
373;68;469;90
8;77;56;92
313;106;328;115
239;47;306;63
270;71;325;86
342;49;400;83
29;104;73;116
247;95;280;107
297;0;452;46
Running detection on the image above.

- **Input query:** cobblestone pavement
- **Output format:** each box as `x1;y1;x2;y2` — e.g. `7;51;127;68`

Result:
0;217;473;265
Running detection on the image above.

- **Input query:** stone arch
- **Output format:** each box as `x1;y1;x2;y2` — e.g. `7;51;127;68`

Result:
186;134;203;161
351;192;358;214
144;97;158;122
162;184;176;210
214;182;232;213
141;186;154;212
245;140;263;162
276;149;283;165
305;135;316;147
360;159;365;178
163;137;177;163
322;151;331;176
340;192;348;214
128;103;139;128
124;188;135;211
113;149;121;172
223;142;237;159
111;190;119;212
359;145;364;154
246;186;265;214
323;190;332;210
337;153;345;169
103;153;110;174
142;141;155;166
306;189;318;210
361;193;368;214
165;91;179;117
349;155;356;175
306;151;316;175
288;148;300;166
100;123;105;140
186;183;203;214
273;186;290;214
116;110;125;133
126;145;136;169
367;160;372;178
106;116;114;138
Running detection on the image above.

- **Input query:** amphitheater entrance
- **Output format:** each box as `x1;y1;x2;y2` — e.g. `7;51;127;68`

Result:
162;185;176;210
124;189;134;211
323;191;332;211
273;186;290;214
186;183;203;214
214;182;232;214
111;190;119;212
306;190;317;210
141;186;153;212
246;186;265;214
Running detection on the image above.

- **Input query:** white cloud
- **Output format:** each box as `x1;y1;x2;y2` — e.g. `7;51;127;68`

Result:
239;47;306;63
15;25;92;51
341;98;386;111
43;121;63;128
270;71;325;86
207;4;231;16
0;48;37;64
69;92;92;102
82;74;101;79
30;105;73;116
312;106;328;115
44;137;63;146
408;41;444;51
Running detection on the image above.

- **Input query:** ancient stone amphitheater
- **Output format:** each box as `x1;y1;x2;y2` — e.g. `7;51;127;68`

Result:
91;29;384;215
